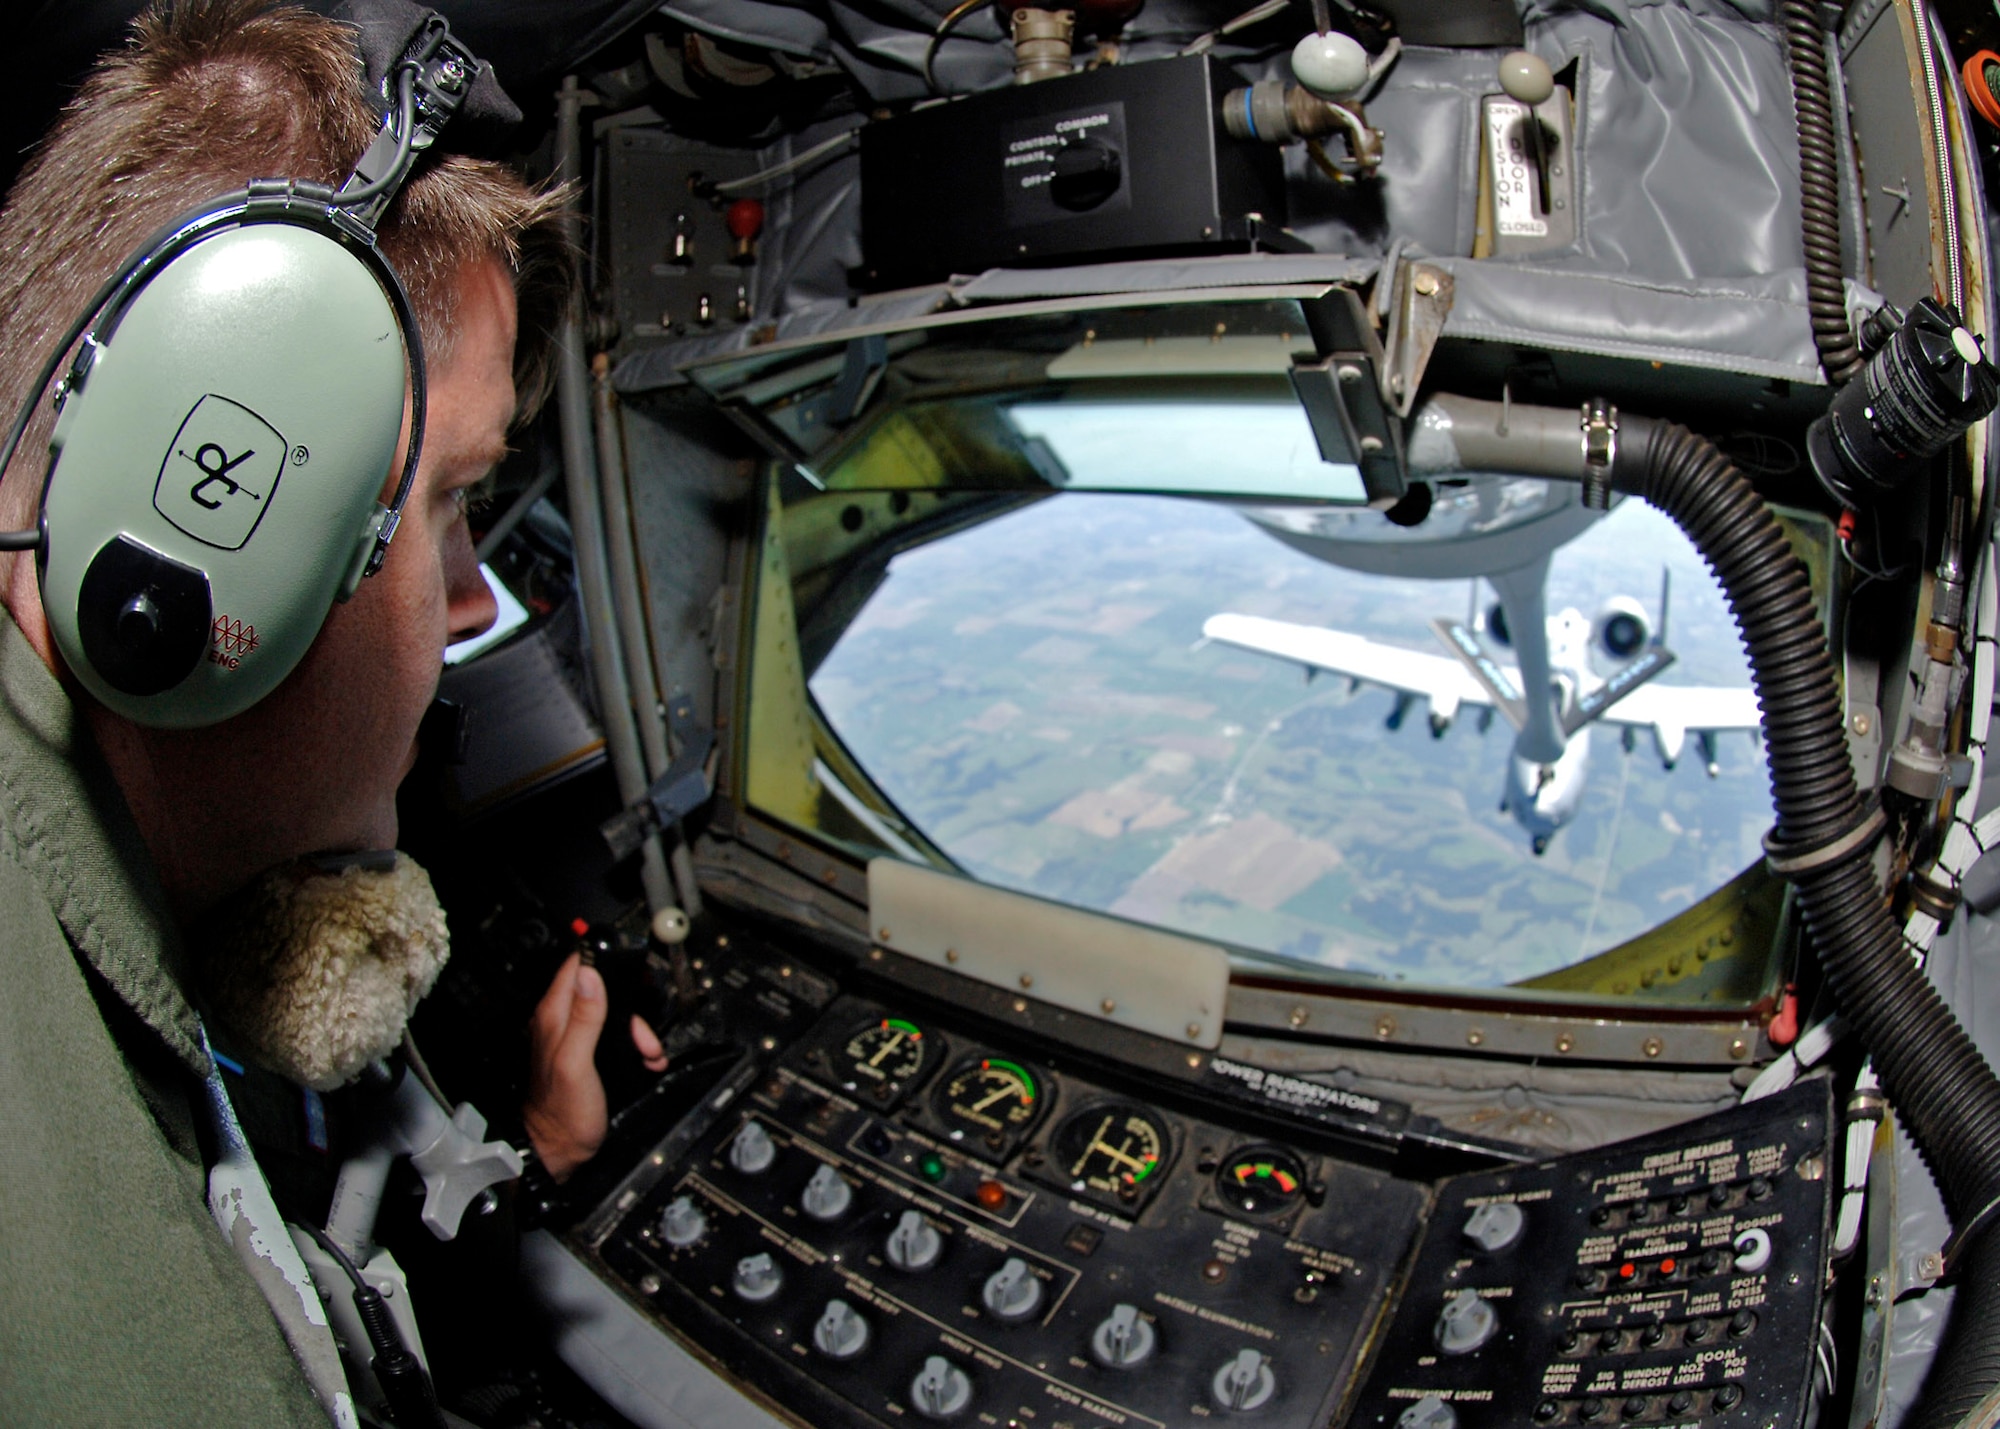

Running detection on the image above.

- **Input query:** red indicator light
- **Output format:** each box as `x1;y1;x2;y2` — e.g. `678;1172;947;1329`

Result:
975;1180;1008;1211
1619;1263;1636;1280
1275;1172;1298;1194
570;917;590;936
1660;1258;1677;1275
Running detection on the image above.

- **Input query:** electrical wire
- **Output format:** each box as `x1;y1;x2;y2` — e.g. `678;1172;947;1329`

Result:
922;0;992;95
1181;0;1289;55
710;128;860;195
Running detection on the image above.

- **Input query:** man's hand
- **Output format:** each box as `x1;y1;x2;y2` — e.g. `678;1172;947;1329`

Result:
523;952;669;1182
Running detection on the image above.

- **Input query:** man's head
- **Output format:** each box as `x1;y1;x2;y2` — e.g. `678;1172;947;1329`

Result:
0;0;571;916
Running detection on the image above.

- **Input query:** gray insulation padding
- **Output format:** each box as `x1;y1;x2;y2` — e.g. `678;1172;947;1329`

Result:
635;0;1844;384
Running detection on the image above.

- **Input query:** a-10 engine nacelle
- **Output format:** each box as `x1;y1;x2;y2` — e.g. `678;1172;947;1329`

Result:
1593;596;1650;662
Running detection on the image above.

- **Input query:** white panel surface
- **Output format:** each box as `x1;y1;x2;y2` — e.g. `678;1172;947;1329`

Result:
867;859;1230;1049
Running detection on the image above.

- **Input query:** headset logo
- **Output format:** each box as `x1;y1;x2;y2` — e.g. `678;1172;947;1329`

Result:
154;394;287;551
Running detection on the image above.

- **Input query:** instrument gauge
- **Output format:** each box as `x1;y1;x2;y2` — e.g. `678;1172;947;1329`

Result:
934;1057;1044;1155
1049;1103;1172;1206
1217;1147;1309;1217
837;1017;929;1090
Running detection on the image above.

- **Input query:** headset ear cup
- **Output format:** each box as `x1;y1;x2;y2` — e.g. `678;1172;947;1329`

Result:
38;219;411;728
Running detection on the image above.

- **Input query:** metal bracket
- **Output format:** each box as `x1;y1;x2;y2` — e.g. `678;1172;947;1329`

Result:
1379;259;1455;417
1293;287;1408;507
827;333;889;426
600;693;716;860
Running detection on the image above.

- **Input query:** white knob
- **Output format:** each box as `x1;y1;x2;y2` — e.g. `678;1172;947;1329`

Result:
887;1209;943;1271
801;1162;853;1222
660;1194;707;1248
910;1355;973;1419
1291;30;1369;100
651;906;691;944
1463;1201;1525;1252
732;1251;783;1302
813;1298;871;1359
1091;1303;1157;1368
729;1120;776;1175
1212;1348;1277;1411
1398;1395;1459;1429
1435;1288;1499;1355
1733;1226;1773;1273
981;1256;1044;1321
1498;50;1554;106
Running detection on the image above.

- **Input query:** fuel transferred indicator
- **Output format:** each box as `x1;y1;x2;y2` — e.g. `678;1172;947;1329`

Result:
840;1017;928;1086
1217;1146;1308;1216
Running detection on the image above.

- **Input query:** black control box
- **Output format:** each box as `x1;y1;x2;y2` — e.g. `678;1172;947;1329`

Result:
1345;1078;1834;1429
859;55;1287;287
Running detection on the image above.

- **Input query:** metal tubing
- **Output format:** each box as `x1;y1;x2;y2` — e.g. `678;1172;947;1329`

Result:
1406;393;1585;480
590;356;703;916
554;76;672;914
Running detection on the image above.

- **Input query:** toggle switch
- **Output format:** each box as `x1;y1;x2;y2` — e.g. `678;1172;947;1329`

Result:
981;1257;1043;1321
887;1209;943;1271
813;1298;871;1360
801;1162;853;1222
1091;1303;1156;1368
1212;1348;1277;1412
910;1355;973;1419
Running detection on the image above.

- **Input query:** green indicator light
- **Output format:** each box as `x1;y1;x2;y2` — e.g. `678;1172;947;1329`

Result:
887;1019;923;1038
919;1152;947;1183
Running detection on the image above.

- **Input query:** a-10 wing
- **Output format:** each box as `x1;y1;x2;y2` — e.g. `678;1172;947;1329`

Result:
1202;613;1503;730
1202;612;1762;765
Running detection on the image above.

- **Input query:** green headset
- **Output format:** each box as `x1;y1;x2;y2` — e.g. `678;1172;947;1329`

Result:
0;18;476;729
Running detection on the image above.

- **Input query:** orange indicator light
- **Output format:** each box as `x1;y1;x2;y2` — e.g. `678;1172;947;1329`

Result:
975;1180;1008;1211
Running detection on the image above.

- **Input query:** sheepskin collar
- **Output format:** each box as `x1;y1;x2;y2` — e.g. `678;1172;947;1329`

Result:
196;854;451;1091
0;618;204;1073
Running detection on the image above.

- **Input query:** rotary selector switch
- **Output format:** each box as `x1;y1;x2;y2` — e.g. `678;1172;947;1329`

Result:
981;1257;1043;1321
659;1194;707;1248
1733;1227;1773;1273
801;1162;853;1222
730;1120;777;1175
813;1299;871;1360
1435;1289;1499;1355
1212;1349;1277;1411
910;1355;973;1419
1463;1202;1525;1253
733;1251;784;1303
1397;1394;1458;1429
1090;1303;1156;1369
887;1209;943;1271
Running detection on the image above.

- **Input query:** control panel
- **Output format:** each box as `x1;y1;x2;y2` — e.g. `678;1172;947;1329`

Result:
1346;1079;1832;1429
582;993;1423;1429
566;930;1835;1429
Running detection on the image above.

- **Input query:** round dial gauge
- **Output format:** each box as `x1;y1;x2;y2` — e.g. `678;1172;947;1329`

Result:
840;1018;928;1086
1217;1147;1308;1216
1051;1104;1170;1197
935;1058;1042;1140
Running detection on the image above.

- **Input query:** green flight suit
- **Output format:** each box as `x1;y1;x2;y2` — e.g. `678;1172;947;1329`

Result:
0;617;326;1426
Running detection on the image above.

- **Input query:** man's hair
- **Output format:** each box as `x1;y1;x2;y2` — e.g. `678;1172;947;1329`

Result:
0;0;571;528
